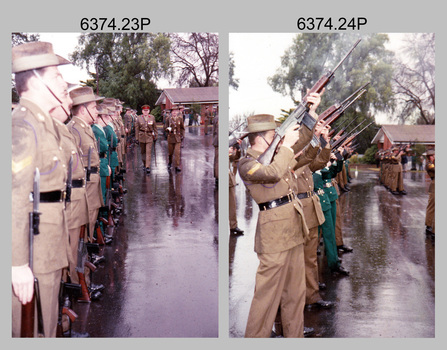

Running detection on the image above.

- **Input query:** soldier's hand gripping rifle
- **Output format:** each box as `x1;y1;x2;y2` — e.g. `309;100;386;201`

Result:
257;39;361;165
21;169;44;337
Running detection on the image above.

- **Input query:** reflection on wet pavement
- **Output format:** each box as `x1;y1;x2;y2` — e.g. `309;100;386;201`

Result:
229;167;434;338
72;126;218;337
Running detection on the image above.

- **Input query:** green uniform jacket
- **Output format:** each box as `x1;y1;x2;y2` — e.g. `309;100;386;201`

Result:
91;124;110;177
104;124;119;169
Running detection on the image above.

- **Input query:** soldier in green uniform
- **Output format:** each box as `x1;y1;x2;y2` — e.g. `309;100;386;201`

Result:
92;105;112;204
312;155;349;275
12;41;71;337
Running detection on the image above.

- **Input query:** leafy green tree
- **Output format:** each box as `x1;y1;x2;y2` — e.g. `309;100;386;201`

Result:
362;144;378;164
70;33;172;112
268;33;395;153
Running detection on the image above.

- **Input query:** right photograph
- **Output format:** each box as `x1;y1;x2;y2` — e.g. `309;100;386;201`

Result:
228;33;435;338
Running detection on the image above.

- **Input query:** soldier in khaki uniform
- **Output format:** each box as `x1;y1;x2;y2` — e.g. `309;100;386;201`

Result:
12;41;71;337
425;149;435;235
51;95;91;300
135;104;158;173
67;87;104;244
295;127;336;309
389;146;407;195
203;105;212;135
238;91;321;338
164;105;185;172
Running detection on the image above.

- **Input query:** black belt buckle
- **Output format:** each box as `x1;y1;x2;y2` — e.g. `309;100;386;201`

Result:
297;191;314;200
259;193;294;211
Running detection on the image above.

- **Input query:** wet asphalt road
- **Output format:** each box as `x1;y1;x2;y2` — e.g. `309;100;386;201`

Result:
229;166;435;338
72;125;219;337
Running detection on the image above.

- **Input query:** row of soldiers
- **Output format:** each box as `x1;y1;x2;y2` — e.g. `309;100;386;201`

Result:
228;86;358;337
11;41;128;337
376;146;435;236
376;146;409;195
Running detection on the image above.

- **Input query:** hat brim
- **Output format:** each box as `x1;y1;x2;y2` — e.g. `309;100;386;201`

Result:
12;53;71;73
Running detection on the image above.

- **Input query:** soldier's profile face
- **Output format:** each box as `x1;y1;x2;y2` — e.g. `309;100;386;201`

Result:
41;66;68;102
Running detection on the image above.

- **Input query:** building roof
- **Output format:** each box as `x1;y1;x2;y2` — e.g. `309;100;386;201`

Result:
371;124;435;145
155;87;218;106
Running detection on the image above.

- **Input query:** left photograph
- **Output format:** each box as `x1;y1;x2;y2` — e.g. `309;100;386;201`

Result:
11;32;219;338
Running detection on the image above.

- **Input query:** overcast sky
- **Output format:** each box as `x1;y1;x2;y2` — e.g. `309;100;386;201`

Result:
38;32;408;124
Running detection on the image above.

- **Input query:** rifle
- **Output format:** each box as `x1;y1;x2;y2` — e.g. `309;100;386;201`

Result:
320;83;369;128
331;119;366;150
21;169;44;337
229;121;247;148
257;38;361;165
56;281;81;337
76;225;92;302
329;114;360;138
65;155;73;203
332;121;373;152
86;146;92;182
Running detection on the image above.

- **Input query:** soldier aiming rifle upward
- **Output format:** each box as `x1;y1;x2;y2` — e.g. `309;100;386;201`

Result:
257;38;361;166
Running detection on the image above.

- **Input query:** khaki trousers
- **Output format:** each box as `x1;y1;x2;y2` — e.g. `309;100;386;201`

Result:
335;197;344;247
12;269;61;337
168;142;181;167
303;226;321;304
140;140;154;168
229;184;237;229
245;244;305;338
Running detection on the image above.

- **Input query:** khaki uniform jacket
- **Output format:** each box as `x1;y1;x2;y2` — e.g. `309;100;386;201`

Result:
67;116;104;210
12;98;69;273
164;114;185;143
54;119;89;229
135;114;157;143
295;144;330;229
239;145;309;254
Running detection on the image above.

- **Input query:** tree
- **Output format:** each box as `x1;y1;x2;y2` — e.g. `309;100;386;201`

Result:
70;33;172;111
12;32;39;47
169;33;218;87
229;51;239;90
268;33;395;153
392;33;435;125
